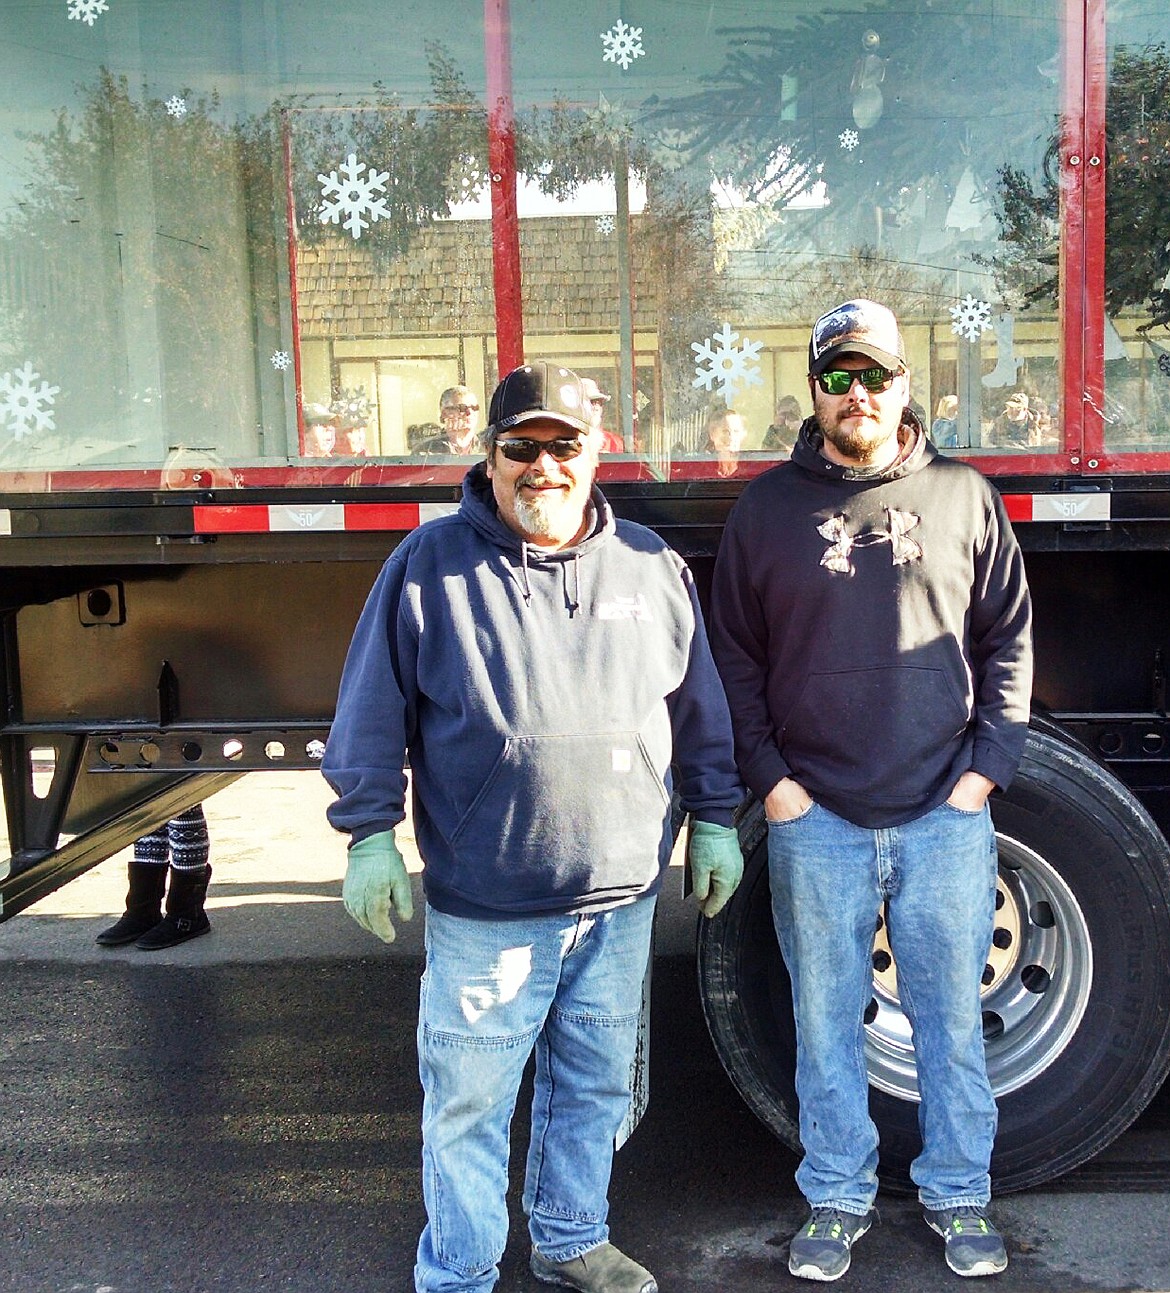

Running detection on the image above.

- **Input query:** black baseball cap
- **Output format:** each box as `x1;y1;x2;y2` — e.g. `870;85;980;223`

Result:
808;299;908;375
487;363;591;437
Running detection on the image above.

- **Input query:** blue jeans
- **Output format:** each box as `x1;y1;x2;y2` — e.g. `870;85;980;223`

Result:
768;799;998;1214
414;897;656;1293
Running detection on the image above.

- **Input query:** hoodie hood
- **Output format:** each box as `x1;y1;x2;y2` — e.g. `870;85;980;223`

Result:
791;405;934;483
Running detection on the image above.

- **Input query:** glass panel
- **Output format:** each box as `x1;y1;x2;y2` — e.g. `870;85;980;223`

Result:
0;0;1071;489
507;0;1070;476
0;0;487;488
1103;2;1170;451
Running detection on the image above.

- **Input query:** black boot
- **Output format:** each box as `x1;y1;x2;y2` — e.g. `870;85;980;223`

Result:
135;864;213;950
95;862;168;946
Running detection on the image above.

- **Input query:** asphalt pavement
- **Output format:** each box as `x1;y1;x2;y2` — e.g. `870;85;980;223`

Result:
0;772;1167;1293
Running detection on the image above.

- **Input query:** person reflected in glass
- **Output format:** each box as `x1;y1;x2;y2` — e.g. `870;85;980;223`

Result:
994;392;1035;447
303;402;337;458
581;377;624;453
930;394;959;449
419;385;482;454
1031;398;1056;445
703;407;748;476
762;394;803;453
331;389;372;458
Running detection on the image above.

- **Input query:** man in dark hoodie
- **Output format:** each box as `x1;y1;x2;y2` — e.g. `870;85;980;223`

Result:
323;362;744;1293
710;301;1032;1283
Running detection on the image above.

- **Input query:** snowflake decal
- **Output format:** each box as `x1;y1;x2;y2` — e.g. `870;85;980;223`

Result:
0;362;60;440
950;295;994;343
270;351;292;371
317;153;391;240
596;214;615;235
601;20;645;70
839;129;860;152
691;324;764;402
1158;353;1170;379
165;96;188;119
67;0;109;25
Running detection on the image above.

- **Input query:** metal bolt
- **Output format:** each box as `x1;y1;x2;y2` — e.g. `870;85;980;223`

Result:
1088;458;1099;468
1089;155;1101;166
1070;455;1080;465
1069;154;1081;165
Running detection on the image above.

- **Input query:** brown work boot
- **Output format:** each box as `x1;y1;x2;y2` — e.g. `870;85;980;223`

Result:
530;1242;657;1293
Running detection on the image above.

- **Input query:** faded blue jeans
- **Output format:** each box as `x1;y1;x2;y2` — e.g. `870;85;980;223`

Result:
414;897;655;1293
768;798;998;1214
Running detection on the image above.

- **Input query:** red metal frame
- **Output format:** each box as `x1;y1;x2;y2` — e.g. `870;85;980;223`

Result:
484;0;524;374
1060;0;1088;467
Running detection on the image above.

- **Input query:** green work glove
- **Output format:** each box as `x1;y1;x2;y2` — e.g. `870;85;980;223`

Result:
688;820;744;918
343;829;414;943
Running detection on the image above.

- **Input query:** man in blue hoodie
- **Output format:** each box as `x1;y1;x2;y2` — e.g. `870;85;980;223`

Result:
323;362;744;1293
711;301;1032;1282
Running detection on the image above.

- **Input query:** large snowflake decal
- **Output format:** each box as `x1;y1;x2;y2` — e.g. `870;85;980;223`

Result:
839;129;860;152
270;351;292;371
317;153;391;239
601;20;645;70
67;0;109;25
596;214;615;235
0;362;60;440
950;295;994;343
692;324;764;402
165;96;188;119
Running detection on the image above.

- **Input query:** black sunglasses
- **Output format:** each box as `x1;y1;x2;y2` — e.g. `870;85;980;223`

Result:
815;366;901;395
494;435;585;464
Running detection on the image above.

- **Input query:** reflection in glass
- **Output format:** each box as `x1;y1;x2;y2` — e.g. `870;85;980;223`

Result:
0;0;1074;484
1102;14;1170;448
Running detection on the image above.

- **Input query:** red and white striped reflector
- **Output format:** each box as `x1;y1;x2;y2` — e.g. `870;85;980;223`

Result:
191;502;459;533
1000;493;1111;523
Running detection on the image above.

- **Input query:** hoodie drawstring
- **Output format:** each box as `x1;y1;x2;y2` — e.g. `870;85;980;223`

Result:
518;543;533;604
512;546;580;615
567;553;581;616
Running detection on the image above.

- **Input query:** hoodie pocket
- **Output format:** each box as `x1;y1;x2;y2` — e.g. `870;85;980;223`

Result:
448;732;670;905
782;666;969;804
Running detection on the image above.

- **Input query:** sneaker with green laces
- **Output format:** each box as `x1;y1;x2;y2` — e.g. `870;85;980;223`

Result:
787;1207;876;1281
924;1205;1008;1277
530;1241;657;1293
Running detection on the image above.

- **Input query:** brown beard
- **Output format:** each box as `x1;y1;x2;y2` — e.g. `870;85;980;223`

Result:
816;408;898;464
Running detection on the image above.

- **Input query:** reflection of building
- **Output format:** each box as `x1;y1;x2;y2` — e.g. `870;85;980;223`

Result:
294;211;714;456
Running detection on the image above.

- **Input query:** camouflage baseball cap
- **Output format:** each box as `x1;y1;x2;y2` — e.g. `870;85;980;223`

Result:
808;299;907;375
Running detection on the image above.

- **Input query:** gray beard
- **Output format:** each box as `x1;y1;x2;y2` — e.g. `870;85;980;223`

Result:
513;492;559;537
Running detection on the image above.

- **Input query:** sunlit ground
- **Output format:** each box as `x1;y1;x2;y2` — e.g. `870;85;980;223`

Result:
0;768;687;925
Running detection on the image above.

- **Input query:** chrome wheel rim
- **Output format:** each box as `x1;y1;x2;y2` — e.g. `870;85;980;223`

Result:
864;832;1094;1101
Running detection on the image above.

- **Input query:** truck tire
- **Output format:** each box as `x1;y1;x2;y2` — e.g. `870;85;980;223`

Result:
696;724;1170;1193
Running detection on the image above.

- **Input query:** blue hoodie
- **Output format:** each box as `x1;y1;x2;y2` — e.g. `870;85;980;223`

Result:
323;462;741;919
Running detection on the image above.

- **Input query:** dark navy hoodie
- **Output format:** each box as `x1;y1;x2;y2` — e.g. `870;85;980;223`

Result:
710;414;1032;829
323;462;742;918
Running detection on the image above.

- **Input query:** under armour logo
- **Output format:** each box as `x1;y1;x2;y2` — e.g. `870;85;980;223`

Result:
818;509;923;576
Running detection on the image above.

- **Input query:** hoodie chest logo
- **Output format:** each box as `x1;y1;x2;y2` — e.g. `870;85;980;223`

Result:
598;593;653;621
817;509;922;577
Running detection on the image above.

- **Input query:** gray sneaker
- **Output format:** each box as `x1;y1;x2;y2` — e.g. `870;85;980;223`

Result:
788;1207;875;1281
530;1242;657;1293
924;1205;1008;1277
